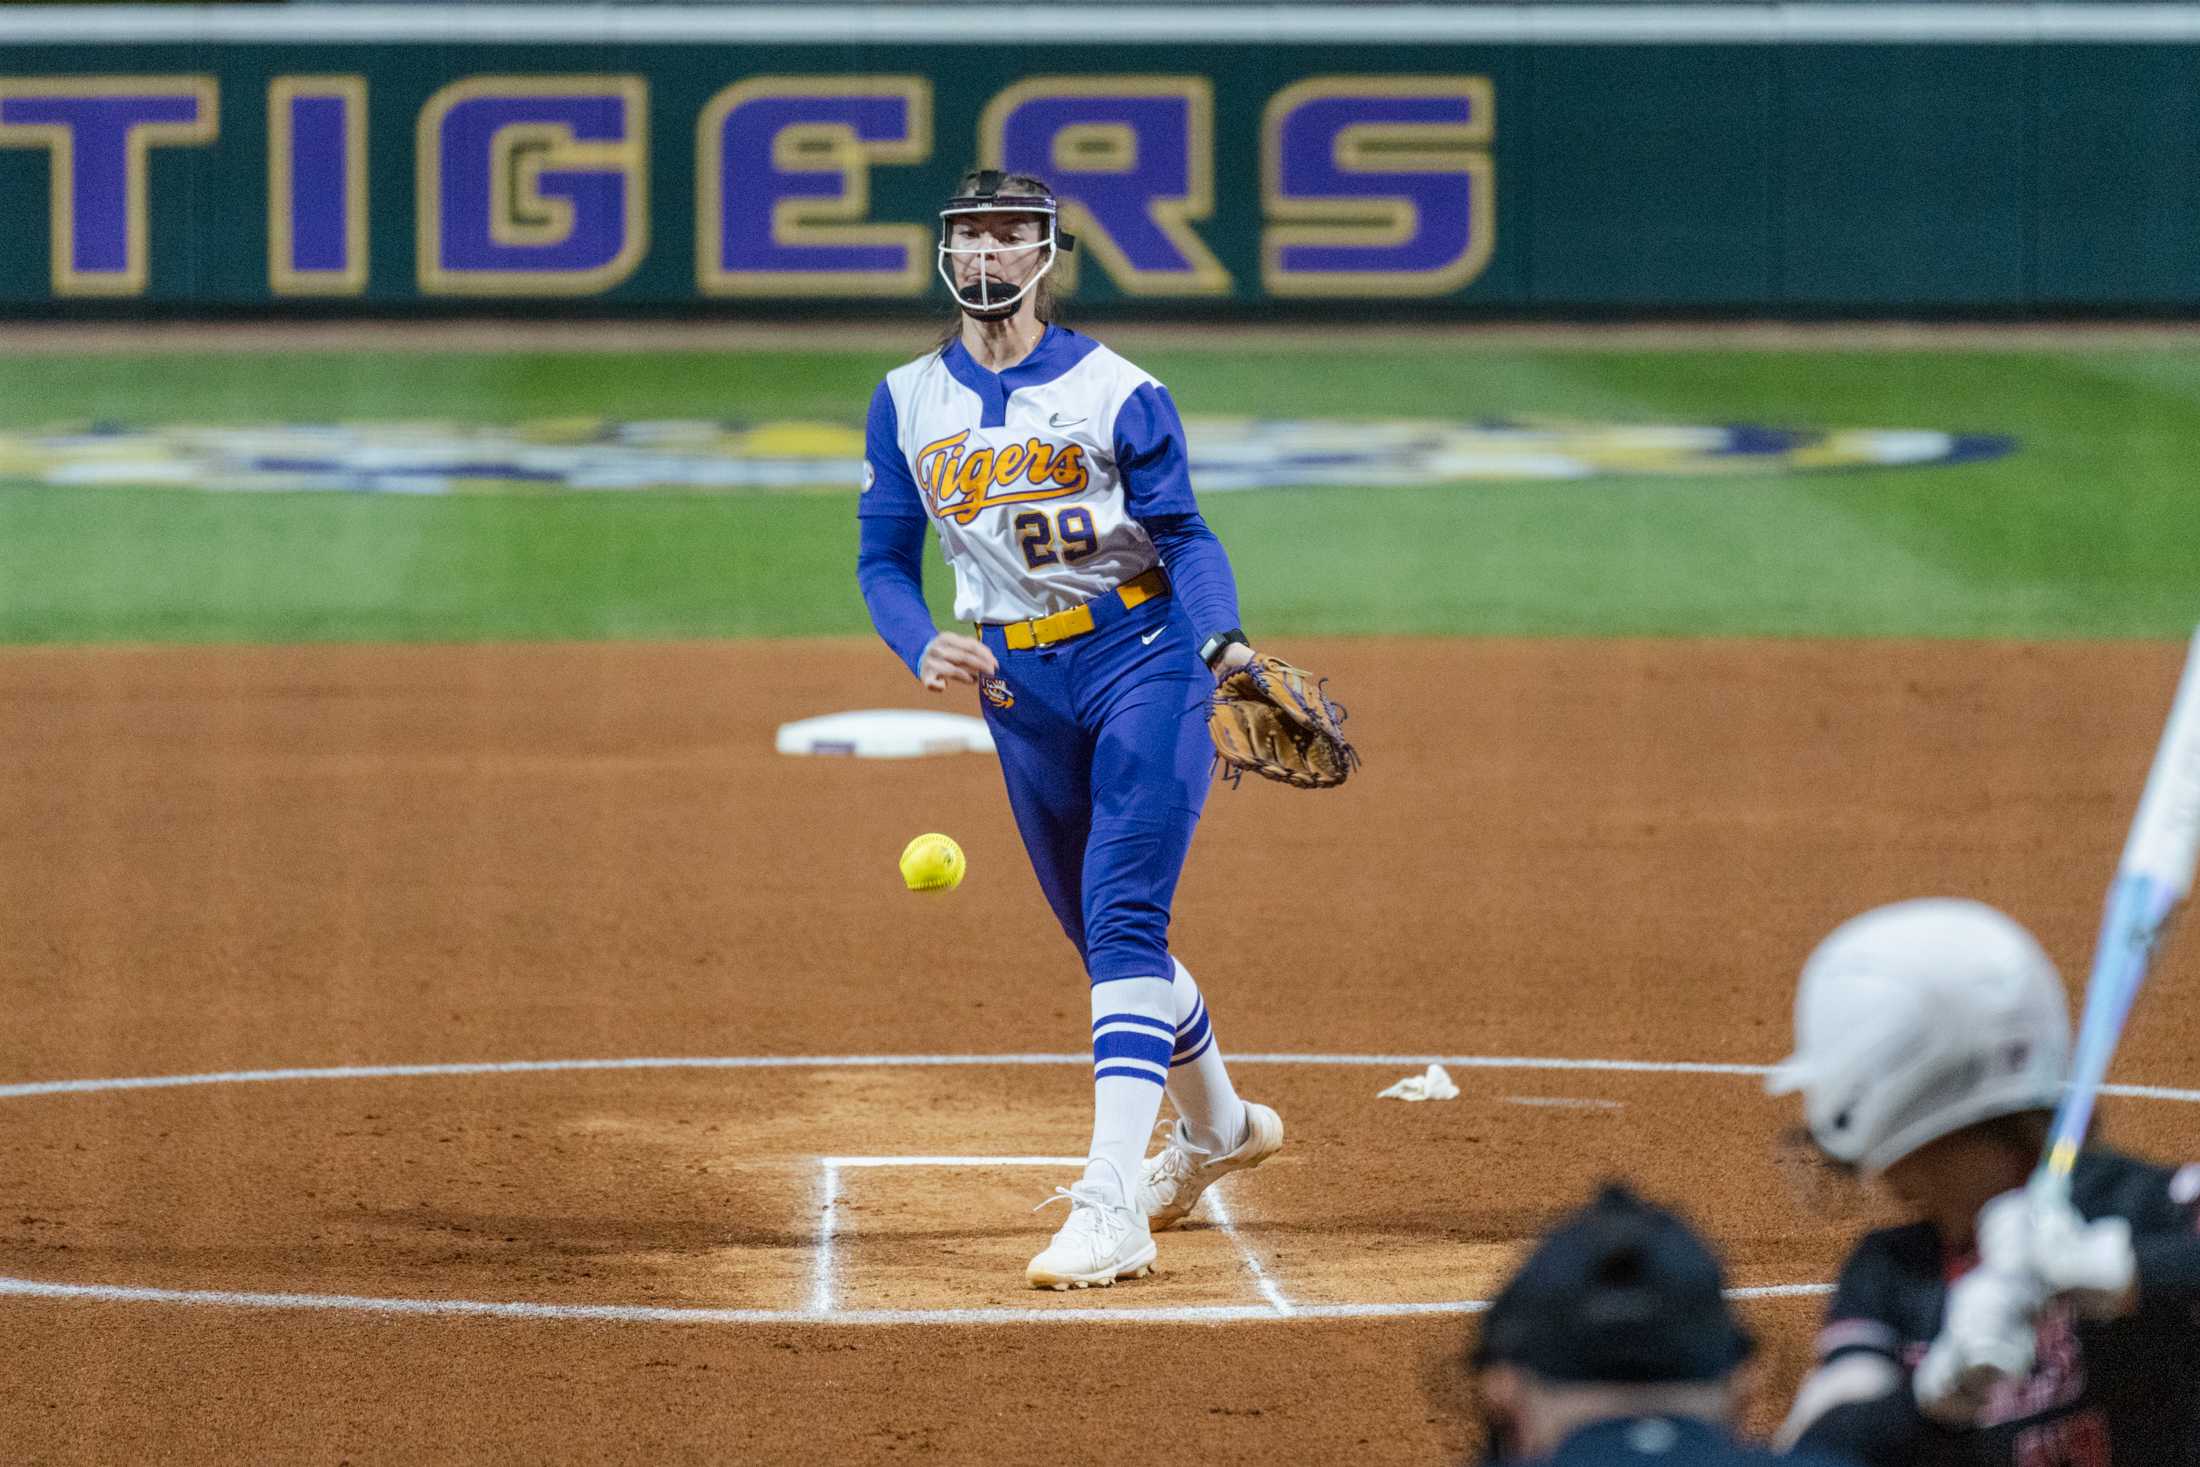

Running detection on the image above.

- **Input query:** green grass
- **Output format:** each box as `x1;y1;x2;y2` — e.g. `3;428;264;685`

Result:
2;343;2196;643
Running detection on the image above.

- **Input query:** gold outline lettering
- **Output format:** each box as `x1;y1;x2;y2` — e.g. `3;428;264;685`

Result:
415;75;648;297
268;75;367;296
0;75;219;297
979;75;1230;298
1260;75;1495;298
696;75;932;297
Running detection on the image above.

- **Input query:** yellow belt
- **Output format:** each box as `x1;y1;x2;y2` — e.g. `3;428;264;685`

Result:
995;567;1170;651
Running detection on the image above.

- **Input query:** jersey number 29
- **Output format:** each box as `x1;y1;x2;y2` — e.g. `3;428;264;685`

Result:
1015;508;1098;569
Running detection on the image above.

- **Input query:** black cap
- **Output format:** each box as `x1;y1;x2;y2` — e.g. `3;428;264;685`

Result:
1473;1183;1754;1384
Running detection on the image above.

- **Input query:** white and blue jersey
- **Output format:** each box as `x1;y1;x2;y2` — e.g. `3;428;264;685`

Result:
863;324;1192;626
857;325;1239;674
856;323;1243;989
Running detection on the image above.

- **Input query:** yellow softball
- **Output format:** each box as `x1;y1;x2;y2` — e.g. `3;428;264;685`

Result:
899;833;967;893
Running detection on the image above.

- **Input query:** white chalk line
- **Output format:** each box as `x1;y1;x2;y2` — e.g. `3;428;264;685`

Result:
1504;1096;1628;1111
813;1156;1296;1317
0;1055;1094;1100
1202;1184;1293;1315
0;1276;1831;1327
3;1053;2191;1104
811;1155;1088;1318
810;1163;839;1318
0;1052;2185;1328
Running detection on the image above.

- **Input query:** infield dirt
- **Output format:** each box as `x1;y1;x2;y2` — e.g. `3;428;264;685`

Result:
0;636;2193;1463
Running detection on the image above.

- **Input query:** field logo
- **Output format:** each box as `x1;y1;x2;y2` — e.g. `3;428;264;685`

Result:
0;417;2013;496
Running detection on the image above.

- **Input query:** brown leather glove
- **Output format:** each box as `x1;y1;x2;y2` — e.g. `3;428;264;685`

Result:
1208;654;1360;790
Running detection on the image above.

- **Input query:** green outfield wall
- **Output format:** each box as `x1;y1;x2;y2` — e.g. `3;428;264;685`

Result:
3;4;2199;315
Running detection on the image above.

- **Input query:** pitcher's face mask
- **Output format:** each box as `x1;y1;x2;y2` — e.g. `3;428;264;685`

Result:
937;171;1076;320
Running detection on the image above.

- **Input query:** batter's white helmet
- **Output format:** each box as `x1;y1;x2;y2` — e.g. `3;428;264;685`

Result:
1766;898;2070;1176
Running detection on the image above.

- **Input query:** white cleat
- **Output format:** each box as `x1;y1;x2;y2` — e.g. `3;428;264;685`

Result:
1025;1174;1157;1291
1138;1101;1285;1232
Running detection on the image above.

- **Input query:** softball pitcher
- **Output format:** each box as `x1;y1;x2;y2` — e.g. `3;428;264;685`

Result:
857;169;1354;1290
1769;898;2200;1464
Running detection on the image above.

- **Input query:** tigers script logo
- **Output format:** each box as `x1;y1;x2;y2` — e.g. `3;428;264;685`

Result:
916;431;1090;525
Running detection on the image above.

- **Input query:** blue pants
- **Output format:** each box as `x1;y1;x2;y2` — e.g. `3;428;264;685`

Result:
977;588;1213;985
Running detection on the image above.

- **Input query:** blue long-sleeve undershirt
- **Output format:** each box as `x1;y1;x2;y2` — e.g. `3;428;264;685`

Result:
1113;380;1241;646
1142;511;1241;648
857;513;937;678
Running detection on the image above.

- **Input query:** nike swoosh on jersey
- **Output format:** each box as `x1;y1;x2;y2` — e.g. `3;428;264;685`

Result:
1140;627;1166;645
1049;413;1086;429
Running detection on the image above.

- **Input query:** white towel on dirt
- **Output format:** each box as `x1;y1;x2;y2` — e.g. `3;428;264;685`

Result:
1377;1063;1460;1101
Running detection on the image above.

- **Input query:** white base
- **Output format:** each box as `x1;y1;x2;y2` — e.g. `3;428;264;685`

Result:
775;709;996;759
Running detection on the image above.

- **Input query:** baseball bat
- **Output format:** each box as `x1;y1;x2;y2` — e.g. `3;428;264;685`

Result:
2036;624;2200;1199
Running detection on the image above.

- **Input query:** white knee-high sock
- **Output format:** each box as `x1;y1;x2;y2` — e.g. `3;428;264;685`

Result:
1166;956;1248;1156
1085;976;1174;1206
